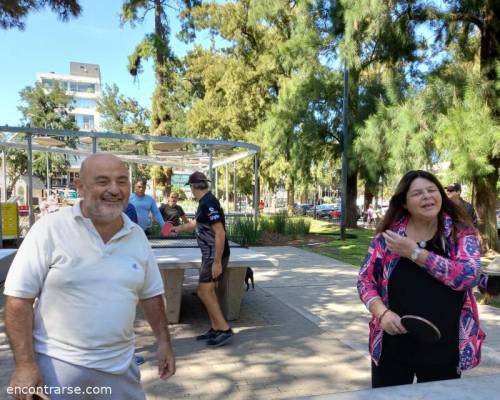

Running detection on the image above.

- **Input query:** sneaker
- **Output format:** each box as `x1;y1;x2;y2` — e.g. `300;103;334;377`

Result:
206;329;234;347
196;328;217;341
134;355;145;365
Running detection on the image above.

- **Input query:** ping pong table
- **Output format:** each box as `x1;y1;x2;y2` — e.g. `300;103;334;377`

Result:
150;237;278;323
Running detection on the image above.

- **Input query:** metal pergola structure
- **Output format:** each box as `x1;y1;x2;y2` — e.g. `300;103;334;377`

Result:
0;126;260;235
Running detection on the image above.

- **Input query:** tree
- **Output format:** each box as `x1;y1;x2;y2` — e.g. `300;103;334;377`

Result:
405;1;500;249
8;81;79;195
97;83;151;181
183;0;338;206
344;0;499;248
0;0;81;29
121;0;200;196
316;0;423;227
98;84;150;135
436;77;500;250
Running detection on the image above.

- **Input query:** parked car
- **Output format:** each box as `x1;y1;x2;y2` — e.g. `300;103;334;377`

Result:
328;208;341;220
306;204;337;219
294;203;313;216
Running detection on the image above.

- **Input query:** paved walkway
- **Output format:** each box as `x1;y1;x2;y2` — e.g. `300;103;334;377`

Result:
1;246;500;399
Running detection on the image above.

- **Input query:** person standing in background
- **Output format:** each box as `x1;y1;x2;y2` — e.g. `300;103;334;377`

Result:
446;183;478;227
129;179;165;236
160;192;188;226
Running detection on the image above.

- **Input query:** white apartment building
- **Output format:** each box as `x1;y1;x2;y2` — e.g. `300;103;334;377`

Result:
37;62;101;131
36;62;102;189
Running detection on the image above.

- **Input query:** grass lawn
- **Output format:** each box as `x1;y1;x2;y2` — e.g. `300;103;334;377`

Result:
308;219;500;307
307;219;375;267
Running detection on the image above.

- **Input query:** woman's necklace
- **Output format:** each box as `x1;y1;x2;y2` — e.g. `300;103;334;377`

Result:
417;239;427;249
408;218;437;248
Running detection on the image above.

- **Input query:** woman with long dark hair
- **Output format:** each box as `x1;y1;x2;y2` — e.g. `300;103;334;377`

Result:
357;170;485;388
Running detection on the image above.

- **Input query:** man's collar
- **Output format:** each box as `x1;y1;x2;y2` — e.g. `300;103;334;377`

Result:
198;191;211;202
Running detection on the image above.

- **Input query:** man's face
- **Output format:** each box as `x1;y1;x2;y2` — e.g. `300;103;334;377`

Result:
134;182;146;196
76;156;130;224
168;193;179;206
446;186;460;202
190;185;202;200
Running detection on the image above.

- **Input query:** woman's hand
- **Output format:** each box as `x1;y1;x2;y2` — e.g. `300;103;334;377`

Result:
379;310;407;335
382;231;417;259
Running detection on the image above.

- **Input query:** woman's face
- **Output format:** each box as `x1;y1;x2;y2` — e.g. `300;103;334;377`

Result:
405;177;442;220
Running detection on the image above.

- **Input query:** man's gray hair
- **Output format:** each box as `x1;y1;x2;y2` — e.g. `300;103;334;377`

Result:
191;181;209;190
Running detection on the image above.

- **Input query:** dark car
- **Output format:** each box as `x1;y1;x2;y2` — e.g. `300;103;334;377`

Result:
294;203;313;215
307;204;337;219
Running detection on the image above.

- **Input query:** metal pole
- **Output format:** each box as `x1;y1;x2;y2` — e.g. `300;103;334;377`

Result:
233;161;237;212
46;152;50;196
27;134;34;228
225;163;229;211
2;150;6;202
208;146;213;188
215;168;218;197
340;65;349;240
92;137;97;154
253;154;259;228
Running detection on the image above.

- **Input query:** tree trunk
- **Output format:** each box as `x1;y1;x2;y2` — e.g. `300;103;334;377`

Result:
480;1;500;113
287;176;294;214
363;182;374;212
346;170;358;228
163;167;173;196
345;68;359;228
474;161;499;252
154;0;167;86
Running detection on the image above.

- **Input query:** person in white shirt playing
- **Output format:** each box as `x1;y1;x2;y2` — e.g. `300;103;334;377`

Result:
4;154;175;400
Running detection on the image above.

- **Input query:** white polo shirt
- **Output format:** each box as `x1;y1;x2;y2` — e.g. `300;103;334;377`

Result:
4;201;164;374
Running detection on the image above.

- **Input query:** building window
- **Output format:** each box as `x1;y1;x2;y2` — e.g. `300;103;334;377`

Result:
73;98;96;109
69;82;96;93
41;78;53;89
75;114;95;130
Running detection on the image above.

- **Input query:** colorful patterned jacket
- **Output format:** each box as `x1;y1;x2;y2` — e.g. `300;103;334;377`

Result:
357;214;485;370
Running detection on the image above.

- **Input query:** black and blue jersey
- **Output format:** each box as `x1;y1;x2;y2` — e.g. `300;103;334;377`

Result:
195;192;230;259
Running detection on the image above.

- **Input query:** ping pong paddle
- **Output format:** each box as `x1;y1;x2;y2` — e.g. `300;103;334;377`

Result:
161;222;174;237
400;315;441;344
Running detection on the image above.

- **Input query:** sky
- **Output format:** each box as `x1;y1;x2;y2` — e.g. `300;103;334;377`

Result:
0;0;206;126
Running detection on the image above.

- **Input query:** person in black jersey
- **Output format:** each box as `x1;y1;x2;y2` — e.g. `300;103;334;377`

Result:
358;170;486;388
159;191;188;226
171;171;233;347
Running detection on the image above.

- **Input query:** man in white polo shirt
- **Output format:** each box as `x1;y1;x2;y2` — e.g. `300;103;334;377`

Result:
4;154;175;399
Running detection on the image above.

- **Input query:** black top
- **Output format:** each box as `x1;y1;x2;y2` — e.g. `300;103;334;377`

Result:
195;191;230;259
386;237;465;366
159;203;185;226
461;199;478;227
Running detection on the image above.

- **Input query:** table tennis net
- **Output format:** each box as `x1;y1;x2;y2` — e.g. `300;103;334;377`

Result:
148;235;248;248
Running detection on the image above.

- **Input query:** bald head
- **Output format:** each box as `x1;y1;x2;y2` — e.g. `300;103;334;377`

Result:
76;154;130;224
80;154;128;182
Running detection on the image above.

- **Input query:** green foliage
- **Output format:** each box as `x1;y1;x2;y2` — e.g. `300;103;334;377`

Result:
259;212;310;237
285;217;311;239
97;83;150;134
9;82;80;195
226;217;258;246
436;78;500;183
0;0;81;30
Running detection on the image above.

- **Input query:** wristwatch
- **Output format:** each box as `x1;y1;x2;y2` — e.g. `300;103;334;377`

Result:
410;245;423;261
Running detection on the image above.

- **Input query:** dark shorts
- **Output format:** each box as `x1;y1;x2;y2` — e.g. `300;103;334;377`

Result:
199;257;229;283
